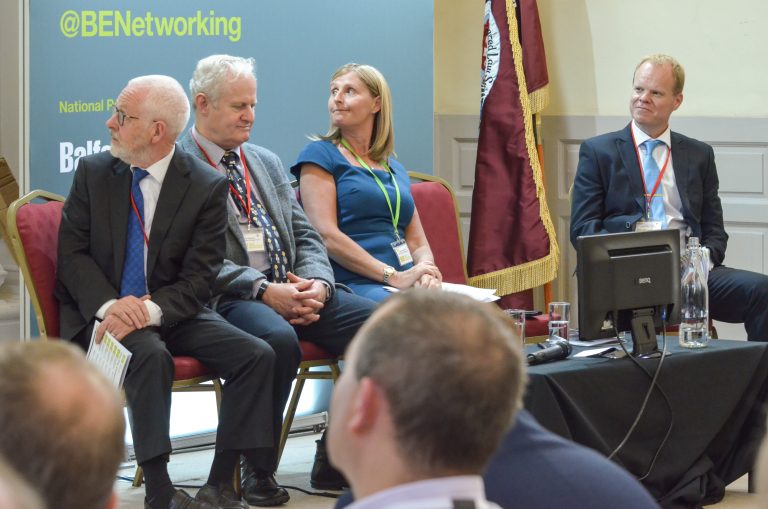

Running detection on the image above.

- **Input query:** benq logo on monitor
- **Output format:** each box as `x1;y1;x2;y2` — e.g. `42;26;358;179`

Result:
637;277;652;285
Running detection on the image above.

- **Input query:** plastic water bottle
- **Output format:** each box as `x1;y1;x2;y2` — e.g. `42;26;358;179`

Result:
680;237;709;348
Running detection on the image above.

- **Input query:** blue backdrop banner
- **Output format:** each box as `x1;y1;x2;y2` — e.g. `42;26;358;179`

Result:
30;0;434;195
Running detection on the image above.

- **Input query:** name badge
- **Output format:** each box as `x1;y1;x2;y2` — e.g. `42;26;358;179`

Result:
635;220;663;232
244;228;265;252
391;238;413;267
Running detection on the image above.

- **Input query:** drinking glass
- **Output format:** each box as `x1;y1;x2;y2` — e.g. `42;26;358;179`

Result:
547;302;570;346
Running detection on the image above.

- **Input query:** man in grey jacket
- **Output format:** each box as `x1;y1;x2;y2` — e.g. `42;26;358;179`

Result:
179;54;375;506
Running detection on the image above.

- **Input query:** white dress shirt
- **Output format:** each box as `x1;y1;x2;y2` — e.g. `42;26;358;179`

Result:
347;476;501;509
96;147;175;326
631;121;691;249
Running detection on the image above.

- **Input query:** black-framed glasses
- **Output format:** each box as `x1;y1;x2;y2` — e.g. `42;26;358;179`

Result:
112;105;139;126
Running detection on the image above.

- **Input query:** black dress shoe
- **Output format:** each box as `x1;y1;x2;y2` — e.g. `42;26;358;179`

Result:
310;438;349;490
241;471;290;507
144;489;217;509
196;483;249;509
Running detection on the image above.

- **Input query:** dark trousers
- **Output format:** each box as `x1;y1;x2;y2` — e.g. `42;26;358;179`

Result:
120;313;274;465
709;265;768;341
216;288;375;471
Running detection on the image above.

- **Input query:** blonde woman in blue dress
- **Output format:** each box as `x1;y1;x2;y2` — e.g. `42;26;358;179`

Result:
291;63;441;302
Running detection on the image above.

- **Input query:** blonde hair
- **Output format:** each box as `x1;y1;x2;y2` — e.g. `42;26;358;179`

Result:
318;63;395;162
634;54;685;95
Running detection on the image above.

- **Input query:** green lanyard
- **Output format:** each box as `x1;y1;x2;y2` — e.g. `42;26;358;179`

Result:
341;138;401;240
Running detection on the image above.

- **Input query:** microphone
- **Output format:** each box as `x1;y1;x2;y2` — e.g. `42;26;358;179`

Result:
527;340;572;366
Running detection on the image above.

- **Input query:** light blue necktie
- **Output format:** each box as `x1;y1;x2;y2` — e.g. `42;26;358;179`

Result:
120;168;150;297
642;139;667;227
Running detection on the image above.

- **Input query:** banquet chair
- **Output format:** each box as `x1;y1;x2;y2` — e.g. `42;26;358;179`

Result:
273;182;345;465
409;172;549;338
6;190;225;487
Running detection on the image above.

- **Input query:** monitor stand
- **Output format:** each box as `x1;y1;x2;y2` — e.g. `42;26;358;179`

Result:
630;308;661;357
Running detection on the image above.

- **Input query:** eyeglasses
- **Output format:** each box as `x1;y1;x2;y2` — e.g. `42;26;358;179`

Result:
112;105;140;126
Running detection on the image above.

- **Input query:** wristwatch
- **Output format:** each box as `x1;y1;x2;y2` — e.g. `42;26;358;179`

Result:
382;266;396;285
255;279;271;300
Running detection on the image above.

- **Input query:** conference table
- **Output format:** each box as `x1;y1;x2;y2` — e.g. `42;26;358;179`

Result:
524;338;768;508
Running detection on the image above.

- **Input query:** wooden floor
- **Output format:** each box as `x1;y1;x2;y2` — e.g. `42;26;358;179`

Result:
114;431;755;508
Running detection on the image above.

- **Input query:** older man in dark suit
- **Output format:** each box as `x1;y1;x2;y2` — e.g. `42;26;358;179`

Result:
56;75;268;509
571;54;768;341
178;55;374;505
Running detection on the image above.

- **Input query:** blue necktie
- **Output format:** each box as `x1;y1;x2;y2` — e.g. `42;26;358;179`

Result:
221;151;289;283
642;139;667;227
120;168;150;297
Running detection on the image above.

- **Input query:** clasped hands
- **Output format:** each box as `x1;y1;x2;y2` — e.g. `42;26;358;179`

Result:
95;295;151;342
262;272;326;326
389;260;442;290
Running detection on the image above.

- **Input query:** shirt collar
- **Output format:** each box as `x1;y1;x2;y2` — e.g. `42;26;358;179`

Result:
631;120;672;149
348;476;487;509
134;145;174;185
192;125;242;168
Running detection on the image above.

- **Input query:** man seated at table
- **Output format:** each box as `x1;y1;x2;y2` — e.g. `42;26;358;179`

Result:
570;54;768;341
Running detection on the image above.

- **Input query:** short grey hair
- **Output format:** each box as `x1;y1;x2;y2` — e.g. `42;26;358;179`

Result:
128;75;190;140
189;54;256;108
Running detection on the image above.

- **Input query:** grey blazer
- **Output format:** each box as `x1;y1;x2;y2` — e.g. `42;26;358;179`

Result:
178;130;335;301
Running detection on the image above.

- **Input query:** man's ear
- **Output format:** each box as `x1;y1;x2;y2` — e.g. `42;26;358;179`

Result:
347;377;383;435
150;120;166;144
672;92;684;112
194;93;211;115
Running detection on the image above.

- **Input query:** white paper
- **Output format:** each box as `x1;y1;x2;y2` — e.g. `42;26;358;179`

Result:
384;282;500;302
573;346;617;358
86;320;132;390
569;337;623;347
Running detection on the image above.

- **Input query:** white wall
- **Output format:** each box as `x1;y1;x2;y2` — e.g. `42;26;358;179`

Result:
435;0;768;117
0;0;22;179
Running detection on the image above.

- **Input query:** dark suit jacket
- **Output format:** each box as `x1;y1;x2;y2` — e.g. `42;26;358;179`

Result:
178;131;335;302
570;123;728;265
335;410;658;509
56;147;229;344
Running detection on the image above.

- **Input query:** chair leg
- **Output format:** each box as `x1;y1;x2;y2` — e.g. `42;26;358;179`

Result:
278;368;308;465
133;465;144;487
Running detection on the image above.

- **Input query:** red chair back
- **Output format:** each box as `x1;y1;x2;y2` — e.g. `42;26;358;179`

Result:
7;191;65;338
409;174;468;284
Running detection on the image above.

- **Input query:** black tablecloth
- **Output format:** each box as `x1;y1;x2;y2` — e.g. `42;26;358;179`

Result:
524;339;768;508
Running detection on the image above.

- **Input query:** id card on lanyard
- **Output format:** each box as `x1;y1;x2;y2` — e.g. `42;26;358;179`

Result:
341;139;413;266
243;228;265;252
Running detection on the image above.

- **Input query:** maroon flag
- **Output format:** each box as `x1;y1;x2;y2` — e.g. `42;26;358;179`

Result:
467;0;558;309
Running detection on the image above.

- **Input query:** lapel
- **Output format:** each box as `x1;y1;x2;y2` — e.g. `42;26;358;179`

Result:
108;159;132;282
146;149;191;278
615;123;646;215
670;131;691;215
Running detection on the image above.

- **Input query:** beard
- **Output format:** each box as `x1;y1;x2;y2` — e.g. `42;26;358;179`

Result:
109;137;152;167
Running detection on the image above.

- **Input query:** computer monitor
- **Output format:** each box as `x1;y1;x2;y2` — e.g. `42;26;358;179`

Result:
576;229;681;354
